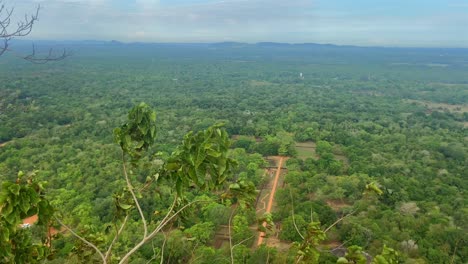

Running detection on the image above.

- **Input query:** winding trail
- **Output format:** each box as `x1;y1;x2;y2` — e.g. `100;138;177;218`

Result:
257;156;284;246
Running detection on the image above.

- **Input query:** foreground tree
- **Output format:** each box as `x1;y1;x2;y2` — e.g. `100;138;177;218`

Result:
1;103;254;263
0;171;54;263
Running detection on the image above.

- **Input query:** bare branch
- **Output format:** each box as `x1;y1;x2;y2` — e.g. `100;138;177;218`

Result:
159;232;167;264
324;209;357;233
450;238;462;264
104;214;129;262
0;37;8;56
228;207;236;264
289;187;304;240
54;216;106;263
118;196;204;264
122;152;148;238
150;198;206;240
0;2;71;62
329;240;351;253
232;236;254;250
0;3;38;39
23;45;72;64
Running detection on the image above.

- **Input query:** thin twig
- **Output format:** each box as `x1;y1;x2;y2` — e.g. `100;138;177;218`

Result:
289;187;304;240
122;152;148;238
330;240;351;252
104;214;129;262
232;236;254;250
54;216;106;263
160;232;167;264
145;241;158;264
324;209;356;233
228;207;236;264
0;2;71;62
118;197;203;264
450;238;462;264
149;195;179;239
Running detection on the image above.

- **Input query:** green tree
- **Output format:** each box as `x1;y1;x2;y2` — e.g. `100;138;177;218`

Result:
0;171;54;263
2;103;252;264
337;245;367;264
184;222;215;244
280;214;307;242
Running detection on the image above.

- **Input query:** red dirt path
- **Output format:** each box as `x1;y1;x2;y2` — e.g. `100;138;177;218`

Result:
257;156;284;246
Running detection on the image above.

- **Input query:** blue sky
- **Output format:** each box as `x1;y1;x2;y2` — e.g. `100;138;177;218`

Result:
5;0;468;47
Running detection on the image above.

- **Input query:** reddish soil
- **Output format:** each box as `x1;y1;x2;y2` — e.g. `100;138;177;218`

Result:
22;215;63;238
22;215;38;225
257;157;284;246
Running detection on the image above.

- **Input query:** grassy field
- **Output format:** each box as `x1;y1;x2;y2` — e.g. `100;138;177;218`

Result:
295;141;318;159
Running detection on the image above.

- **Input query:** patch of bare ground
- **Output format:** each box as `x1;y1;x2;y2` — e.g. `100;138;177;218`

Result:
212;156;289;250
322;240;342;249
428;82;468;87
404;99;468;114
265;233;291;252
326;199;352;211
23;215;63;235
295;142;317;148
295;141;318;160
213;225;231;249
256;156;288;247
249;80;276;86
0;141;10;147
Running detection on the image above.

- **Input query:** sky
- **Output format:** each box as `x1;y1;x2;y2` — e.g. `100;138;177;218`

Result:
4;0;468;47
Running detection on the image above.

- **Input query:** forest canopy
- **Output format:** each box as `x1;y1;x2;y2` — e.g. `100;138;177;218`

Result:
0;42;467;263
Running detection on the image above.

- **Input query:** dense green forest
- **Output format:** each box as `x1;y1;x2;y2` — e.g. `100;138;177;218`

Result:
0;42;467;263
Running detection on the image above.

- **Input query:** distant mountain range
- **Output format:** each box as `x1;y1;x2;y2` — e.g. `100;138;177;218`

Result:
10;39;468;51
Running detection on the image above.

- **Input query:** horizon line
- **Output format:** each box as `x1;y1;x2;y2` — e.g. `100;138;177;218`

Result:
14;38;468;50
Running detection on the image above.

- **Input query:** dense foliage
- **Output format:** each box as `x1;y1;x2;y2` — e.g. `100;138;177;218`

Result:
0;42;466;263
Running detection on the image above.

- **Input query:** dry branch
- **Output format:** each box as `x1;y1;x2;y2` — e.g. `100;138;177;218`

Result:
0;1;70;62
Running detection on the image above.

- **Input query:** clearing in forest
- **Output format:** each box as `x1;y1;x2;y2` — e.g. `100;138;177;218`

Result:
295;141;318;159
256;156;287;247
404;99;468;114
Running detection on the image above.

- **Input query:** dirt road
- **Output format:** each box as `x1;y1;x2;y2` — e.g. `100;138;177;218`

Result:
257;156;284;246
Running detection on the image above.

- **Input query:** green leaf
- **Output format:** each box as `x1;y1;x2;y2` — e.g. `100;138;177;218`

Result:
176;179;182;196
4;212;18;225
1;228;9;242
2;204;14;219
230;183;241;190
166;162;180;171
19;195;31;214
119;204;132;210
206;149;221;158
28;188;40;205
337;257;349;263
8;184;20;196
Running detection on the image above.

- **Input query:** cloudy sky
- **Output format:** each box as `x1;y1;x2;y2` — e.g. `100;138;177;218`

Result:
4;0;468;47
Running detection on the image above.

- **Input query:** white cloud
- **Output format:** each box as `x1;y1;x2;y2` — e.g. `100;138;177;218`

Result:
4;0;467;47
